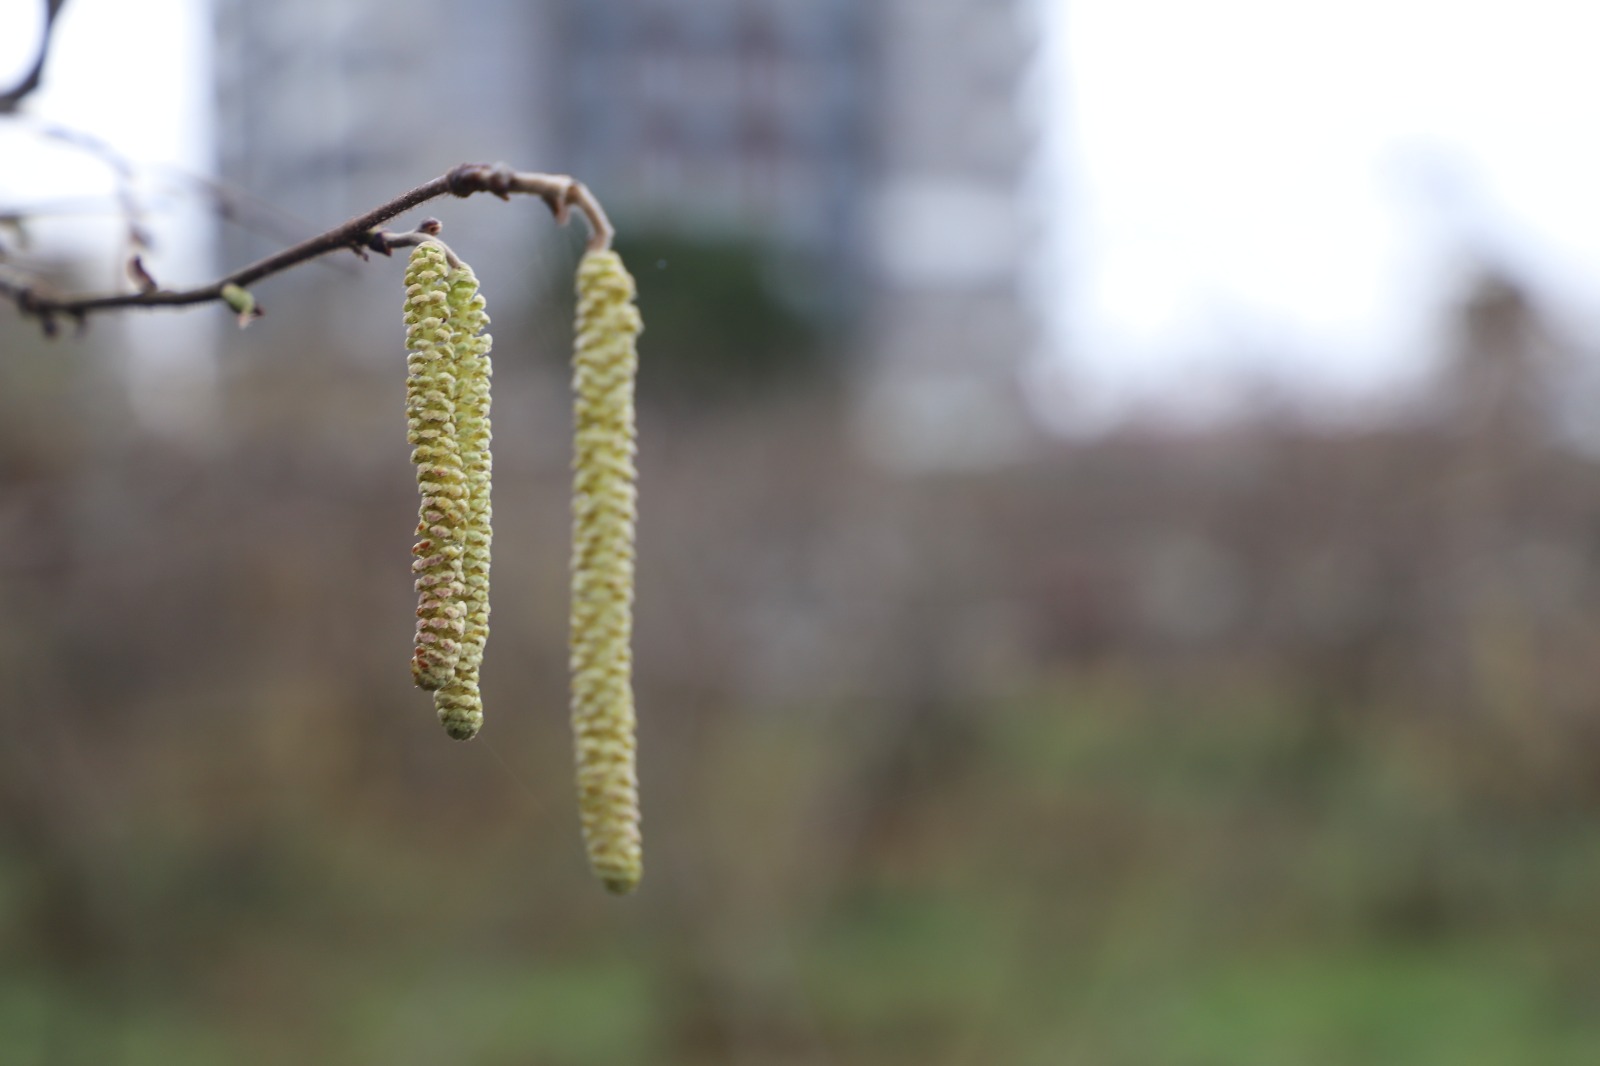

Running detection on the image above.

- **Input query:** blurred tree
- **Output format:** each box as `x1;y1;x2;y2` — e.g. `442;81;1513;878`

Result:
595;233;839;404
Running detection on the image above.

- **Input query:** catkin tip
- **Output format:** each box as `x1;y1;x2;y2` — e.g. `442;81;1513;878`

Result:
434;669;485;740
438;708;483;741
411;658;454;692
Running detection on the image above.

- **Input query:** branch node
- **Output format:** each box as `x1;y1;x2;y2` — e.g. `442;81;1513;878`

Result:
487;163;517;200
446;163;486;198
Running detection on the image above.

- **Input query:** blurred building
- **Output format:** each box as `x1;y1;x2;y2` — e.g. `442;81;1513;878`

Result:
210;0;556;325
554;1;867;273
859;1;1040;468
211;0;1041;465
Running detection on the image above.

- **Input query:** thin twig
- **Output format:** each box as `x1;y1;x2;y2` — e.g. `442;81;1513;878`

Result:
0;162;615;335
29;121;153;276
0;0;69;115
163;167;350;258
17;116;340;260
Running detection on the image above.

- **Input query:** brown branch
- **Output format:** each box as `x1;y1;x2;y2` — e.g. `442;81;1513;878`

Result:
0;0;70;115
0;162;616;335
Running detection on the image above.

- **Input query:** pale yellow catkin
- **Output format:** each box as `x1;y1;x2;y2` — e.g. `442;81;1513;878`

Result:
404;242;468;691
569;248;643;894
432;261;494;741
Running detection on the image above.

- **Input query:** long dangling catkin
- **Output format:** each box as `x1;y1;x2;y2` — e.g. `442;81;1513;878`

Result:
404;241;468;692
432;261;494;740
570;248;643;894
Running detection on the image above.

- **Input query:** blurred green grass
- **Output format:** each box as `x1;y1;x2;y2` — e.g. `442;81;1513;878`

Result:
4;670;1599;1065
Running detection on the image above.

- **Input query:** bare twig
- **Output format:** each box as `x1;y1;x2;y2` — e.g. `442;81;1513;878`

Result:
0;162;615;335
16;118;332;261
163;167;350;258
29;122;153;278
0;0;70;115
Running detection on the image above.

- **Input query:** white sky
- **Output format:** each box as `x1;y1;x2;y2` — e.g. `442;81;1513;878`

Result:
7;0;1600;433
0;0;211;280
0;0;215;437
1036;0;1600;430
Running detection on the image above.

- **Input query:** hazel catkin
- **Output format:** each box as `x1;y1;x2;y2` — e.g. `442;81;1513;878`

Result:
432;260;494;740
569;248;643;894
403;242;468;692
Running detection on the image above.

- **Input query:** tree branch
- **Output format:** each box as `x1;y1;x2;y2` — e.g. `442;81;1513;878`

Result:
0;162;616;334
0;0;70;115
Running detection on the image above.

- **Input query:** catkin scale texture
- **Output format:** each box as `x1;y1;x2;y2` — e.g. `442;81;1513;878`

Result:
570;249;643;894
404;243;468;692
432;262;494;740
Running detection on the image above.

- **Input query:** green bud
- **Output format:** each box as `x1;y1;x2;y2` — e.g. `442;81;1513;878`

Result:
221;283;259;327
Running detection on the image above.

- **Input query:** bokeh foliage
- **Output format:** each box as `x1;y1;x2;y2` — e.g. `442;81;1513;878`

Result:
3;264;1600;1065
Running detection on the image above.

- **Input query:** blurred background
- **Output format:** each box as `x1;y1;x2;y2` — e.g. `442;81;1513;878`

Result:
5;1;1600;1063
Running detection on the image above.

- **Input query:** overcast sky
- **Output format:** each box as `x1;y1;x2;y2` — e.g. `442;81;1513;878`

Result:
0;0;213;434
0;0;210;268
6;0;1600;432
1039;0;1600;429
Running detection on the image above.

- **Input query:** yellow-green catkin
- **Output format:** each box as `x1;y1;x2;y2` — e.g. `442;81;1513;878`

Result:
404;241;467;692
432;261;494;740
570;248;643;894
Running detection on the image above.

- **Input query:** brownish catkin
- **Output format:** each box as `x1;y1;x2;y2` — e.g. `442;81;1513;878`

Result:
403;242;468;692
